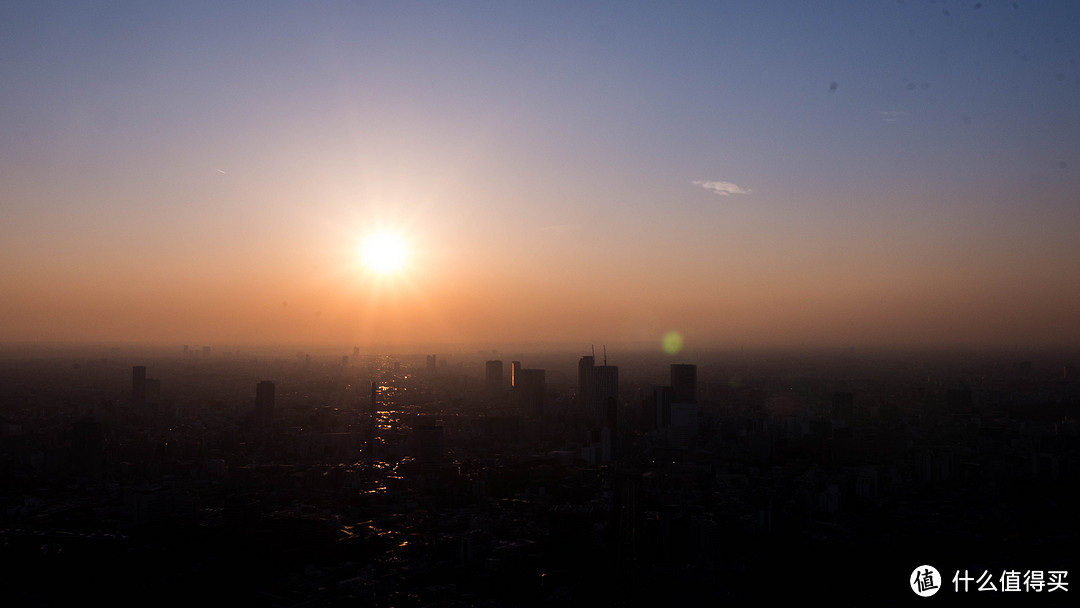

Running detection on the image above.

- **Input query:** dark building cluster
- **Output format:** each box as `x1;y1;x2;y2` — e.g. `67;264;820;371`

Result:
1;345;1078;605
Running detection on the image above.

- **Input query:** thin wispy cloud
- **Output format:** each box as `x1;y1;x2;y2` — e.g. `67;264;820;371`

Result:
693;180;753;196
879;111;906;123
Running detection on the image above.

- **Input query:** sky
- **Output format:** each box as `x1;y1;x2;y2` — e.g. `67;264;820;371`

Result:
2;1;1079;351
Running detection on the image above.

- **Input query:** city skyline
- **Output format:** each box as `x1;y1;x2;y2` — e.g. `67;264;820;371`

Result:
3;2;1079;350
3;340;1076;604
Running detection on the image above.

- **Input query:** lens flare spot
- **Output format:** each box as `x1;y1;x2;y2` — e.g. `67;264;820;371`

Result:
662;331;683;355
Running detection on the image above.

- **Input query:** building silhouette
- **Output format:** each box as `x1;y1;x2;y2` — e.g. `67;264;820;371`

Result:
511;361;522;388
584;365;618;423
578;355;595;406
670;364;697;404
662;364;698;446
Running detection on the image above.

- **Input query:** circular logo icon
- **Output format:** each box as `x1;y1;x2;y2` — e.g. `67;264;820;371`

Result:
911;565;941;597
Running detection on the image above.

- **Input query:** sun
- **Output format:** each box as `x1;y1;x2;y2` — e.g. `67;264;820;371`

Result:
361;232;408;275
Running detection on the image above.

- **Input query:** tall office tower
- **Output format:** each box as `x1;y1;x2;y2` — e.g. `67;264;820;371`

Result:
485;360;503;392
670;364;697;404
666;365;699;446
353;346;360;359
342;355;349;367
132;366;147;407
183;345;189;357
511;361;522;388
426;354;437;373
516;368;546;416
202;346;211;358
584;365;618;423
255;380;275;424
578;355;595;406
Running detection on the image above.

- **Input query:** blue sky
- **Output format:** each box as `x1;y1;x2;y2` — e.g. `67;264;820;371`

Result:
2;1;1079;348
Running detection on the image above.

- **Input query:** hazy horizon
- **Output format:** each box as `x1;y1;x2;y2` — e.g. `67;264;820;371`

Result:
3;338;1077;361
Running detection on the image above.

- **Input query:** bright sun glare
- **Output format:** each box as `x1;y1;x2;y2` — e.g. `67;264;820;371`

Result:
361;232;408;275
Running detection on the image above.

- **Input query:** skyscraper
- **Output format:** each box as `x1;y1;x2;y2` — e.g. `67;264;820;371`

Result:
584;365;618;423
578;355;595;406
666;364;699;446
511;361;522;388
255;380;275;424
670;364;697;404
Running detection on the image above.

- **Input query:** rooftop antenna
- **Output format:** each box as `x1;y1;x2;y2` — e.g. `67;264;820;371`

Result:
591;344;595;359
603;344;607;366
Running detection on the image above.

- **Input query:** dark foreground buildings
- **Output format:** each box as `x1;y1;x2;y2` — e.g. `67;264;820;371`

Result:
1;348;1078;605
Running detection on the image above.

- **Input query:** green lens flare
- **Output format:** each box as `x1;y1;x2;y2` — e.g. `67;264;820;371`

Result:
662;331;683;355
